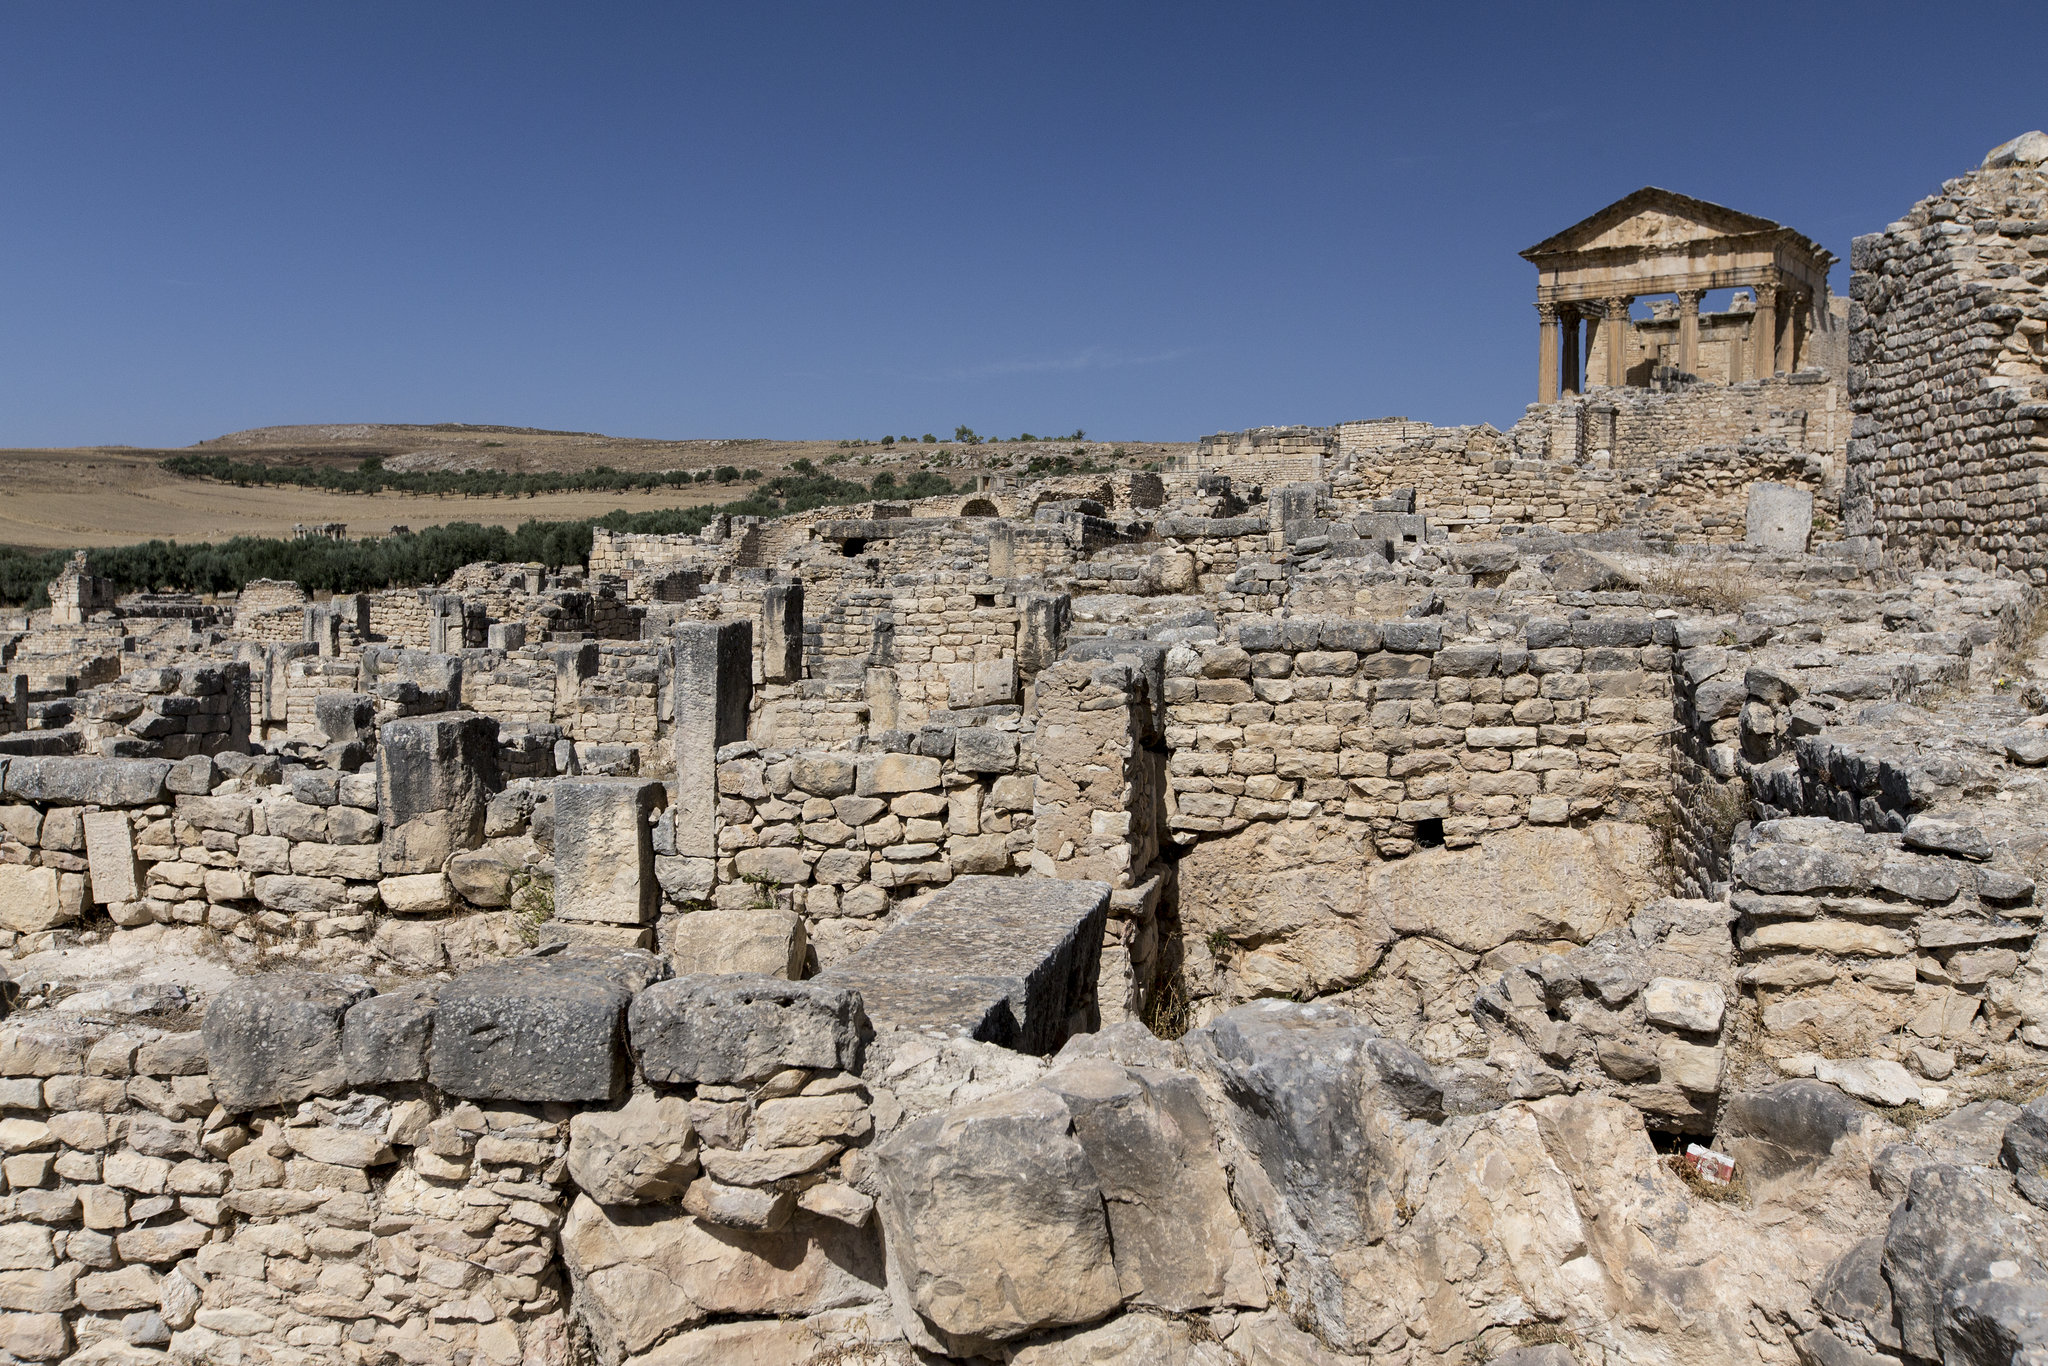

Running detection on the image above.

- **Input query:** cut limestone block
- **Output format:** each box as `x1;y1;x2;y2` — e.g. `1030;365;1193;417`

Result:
819;875;1108;1054
630;974;865;1085
81;811;141;906
427;950;665;1103
552;778;666;925
378;711;499;876
202;973;376;1111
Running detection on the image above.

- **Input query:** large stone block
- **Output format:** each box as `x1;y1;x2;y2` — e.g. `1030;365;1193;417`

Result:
80;810;141;906
342;984;438;1087
377;711;499;875
630;974;865;1085
566;1093;699;1206
427;950;665;1102
201;973;375;1111
761;578;804;684
873;1085;1122;1348
854;753;942;796
666;906;805;979
553;778;666;925
0;867;72;934
0;757;173;807
820;876;1108;1054
1745;481;1813;553
1040;1057;1259;1312
671;620;753;860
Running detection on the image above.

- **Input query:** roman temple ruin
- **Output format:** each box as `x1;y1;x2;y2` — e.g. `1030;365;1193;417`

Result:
0;133;2045;1366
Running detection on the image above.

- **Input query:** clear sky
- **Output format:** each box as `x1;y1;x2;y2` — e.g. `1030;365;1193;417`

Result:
3;3;2044;448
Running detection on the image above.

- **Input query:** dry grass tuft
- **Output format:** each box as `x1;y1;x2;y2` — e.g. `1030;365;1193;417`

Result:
1640;563;1784;616
1664;1152;1750;1206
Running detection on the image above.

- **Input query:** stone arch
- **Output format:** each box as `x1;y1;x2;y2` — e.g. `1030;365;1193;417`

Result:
960;498;998;517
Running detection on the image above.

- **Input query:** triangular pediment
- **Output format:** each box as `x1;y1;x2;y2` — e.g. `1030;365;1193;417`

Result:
1522;188;1788;260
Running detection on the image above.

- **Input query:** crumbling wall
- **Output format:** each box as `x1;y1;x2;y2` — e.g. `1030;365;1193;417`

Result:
1847;141;2048;582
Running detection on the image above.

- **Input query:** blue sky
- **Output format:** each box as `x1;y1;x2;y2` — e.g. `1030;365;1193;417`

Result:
2;3;2043;448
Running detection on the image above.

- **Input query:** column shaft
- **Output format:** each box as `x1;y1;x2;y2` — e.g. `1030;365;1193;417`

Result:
1604;297;1630;387
1537;302;1560;404
1676;289;1703;378
1561;307;1582;394
1753;282;1779;378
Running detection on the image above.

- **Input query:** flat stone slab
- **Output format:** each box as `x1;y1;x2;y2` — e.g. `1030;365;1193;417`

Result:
820;875;1109;1054
1;757;174;807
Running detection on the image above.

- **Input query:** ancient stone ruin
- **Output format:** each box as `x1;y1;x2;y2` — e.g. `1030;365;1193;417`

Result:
0;134;2046;1366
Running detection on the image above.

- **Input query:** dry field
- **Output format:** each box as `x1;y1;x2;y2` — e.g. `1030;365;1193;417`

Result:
0;424;1193;550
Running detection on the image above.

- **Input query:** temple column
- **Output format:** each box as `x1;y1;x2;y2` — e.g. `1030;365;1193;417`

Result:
1560;306;1582;395
1604;296;1630;387
1753;282;1779;378
1537;301;1560;404
1777;289;1801;373
1676;289;1703;377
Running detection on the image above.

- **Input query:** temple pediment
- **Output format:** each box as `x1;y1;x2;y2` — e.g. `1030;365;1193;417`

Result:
1522;188;1790;261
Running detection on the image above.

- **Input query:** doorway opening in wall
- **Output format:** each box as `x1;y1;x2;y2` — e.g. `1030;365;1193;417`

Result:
1413;817;1444;848
840;538;868;557
961;499;998;517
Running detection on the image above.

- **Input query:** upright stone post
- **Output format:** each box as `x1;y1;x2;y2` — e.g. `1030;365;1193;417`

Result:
1536;301;1560;404
1604;296;1631;387
1676;289;1704;377
1016;593;1072;678
864;667;900;734
1753;282;1779;378
428;596;453;654
553;778;666;928
379;712;500;875
761;578;803;684
551;641;598;715
988;522;1017;578
1560;305;1582;394
671;620;752;859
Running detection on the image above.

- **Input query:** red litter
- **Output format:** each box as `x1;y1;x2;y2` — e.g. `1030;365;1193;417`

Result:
1683;1144;1735;1185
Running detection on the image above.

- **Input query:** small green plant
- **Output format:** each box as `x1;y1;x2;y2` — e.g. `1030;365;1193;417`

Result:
1204;928;1233;957
511;873;555;947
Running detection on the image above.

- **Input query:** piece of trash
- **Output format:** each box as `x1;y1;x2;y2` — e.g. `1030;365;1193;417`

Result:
1683;1143;1735;1185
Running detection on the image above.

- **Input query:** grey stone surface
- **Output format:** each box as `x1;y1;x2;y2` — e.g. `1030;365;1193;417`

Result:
671;620;752;860
428;950;665;1102
2005;1096;2048;1210
819;875;1109;1054
1745;481;1814;552
1883;1163;2048;1360
629;974;864;1085
761;578;803;684
377;712;499;875
873;1084;1122;1349
1040;1057;1252;1312
552;778;665;925
0;757;173;807
1184;999;1440;1353
341;984;438;1087
201;973;376;1111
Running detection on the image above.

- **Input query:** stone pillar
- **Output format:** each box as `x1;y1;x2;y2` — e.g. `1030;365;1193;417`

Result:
378;712;500;875
670;620;752;859
552;778;666;926
1753;282;1779;378
864;666;900;734
987;522;1017;578
550;641;597;715
1537;301;1560;404
761;578;803;684
1604;296;1631;387
1676;289;1704;377
1560;306;1582;395
1777;289;1800;373
1016;592;1072;677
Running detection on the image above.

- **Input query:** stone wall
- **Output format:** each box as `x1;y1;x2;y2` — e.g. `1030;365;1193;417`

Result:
1846;143;2048;582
